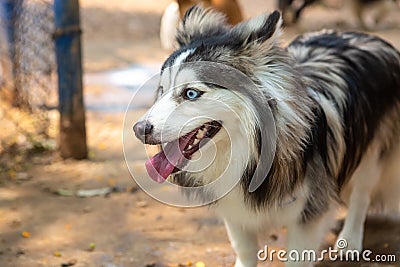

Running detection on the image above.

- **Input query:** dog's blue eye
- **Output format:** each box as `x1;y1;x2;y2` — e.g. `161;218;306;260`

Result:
183;88;202;100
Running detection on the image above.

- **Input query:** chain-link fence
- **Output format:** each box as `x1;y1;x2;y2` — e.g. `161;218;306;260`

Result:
13;0;57;110
0;0;58;178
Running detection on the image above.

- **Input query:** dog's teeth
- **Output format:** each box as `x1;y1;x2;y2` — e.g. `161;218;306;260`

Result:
196;129;205;139
187;145;193;150
193;139;199;145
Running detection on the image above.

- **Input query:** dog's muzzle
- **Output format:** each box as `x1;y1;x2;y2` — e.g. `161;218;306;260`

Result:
133;120;154;144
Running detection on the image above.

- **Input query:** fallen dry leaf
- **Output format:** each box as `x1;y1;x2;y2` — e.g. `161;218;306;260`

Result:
21;231;31;238
108;178;116;186
8;170;17;179
88;242;96;251
97;142;107;150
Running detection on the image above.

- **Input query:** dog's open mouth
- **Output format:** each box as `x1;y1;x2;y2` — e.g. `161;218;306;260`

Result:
145;120;222;183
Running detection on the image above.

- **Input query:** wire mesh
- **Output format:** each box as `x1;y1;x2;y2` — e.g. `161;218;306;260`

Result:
0;0;57;177
14;0;57;110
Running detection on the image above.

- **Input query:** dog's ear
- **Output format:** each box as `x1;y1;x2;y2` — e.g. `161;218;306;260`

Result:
176;5;229;47
231;11;282;49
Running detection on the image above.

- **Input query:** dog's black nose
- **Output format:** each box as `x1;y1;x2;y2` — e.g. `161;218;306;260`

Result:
133;120;153;142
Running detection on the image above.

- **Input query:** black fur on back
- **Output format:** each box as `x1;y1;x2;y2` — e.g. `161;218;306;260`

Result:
289;31;400;188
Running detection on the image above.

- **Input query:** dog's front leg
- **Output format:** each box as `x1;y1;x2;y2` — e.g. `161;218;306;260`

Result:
286;207;336;267
224;219;258;267
286;223;319;267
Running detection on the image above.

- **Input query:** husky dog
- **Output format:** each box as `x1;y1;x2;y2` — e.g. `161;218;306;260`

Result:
134;6;400;267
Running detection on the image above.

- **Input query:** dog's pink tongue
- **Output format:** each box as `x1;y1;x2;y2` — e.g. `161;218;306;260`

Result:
145;132;195;183
145;141;180;183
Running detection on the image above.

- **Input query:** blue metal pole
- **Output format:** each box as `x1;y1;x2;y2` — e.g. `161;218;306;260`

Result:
0;0;22;105
1;0;16;52
54;0;87;159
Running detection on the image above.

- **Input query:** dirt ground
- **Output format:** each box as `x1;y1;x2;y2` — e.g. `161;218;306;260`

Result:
0;0;400;267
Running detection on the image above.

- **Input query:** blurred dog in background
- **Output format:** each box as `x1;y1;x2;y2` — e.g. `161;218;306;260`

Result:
161;0;399;51
279;0;398;29
176;0;243;24
160;0;243;50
